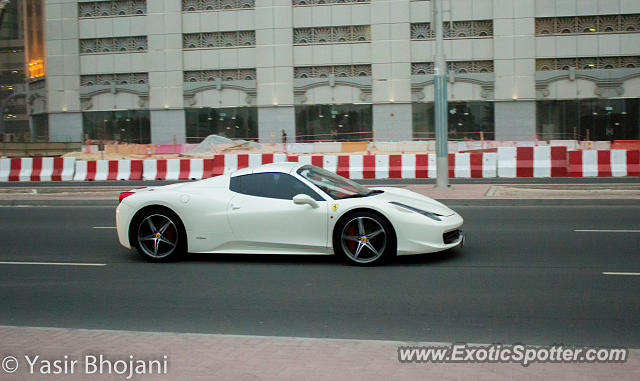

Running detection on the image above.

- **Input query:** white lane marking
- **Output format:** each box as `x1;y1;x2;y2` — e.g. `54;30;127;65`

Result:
0;206;114;208
0;261;106;267
574;230;640;233
93;226;117;229
0;205;49;208
602;272;640;276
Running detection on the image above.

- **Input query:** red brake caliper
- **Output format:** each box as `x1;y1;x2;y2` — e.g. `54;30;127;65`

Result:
346;225;356;253
165;225;176;245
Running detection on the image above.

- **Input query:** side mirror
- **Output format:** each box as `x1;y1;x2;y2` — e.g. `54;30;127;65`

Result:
293;194;319;208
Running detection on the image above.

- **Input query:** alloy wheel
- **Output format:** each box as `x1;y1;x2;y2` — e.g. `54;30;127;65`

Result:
340;216;387;264
137;214;178;259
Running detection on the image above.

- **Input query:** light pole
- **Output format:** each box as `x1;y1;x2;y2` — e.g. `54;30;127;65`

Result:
433;0;449;188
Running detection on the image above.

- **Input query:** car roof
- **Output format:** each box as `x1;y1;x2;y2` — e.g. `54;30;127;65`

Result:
230;161;305;177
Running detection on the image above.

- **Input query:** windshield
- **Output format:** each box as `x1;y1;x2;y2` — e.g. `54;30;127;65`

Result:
297;165;379;200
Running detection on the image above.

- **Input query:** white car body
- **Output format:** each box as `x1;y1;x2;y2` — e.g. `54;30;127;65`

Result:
116;162;464;256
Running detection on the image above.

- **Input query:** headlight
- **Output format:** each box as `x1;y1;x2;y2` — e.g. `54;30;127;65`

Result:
389;201;443;221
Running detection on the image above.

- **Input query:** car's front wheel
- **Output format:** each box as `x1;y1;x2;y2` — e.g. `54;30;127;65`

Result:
133;208;185;262
334;211;395;266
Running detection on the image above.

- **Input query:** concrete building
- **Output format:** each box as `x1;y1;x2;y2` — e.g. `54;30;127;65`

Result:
16;0;640;144
0;0;29;141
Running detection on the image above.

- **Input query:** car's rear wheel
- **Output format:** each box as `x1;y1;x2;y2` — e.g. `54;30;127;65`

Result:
133;209;185;262
334;211;395;265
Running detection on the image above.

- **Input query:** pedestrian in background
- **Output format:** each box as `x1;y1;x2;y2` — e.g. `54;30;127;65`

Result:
281;129;288;153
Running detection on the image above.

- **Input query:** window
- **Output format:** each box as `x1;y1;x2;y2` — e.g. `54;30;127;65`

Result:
535;14;640;36
0;0;20;40
537;99;640;141
535;56;640;71
185;107;258;143
410;20;493;40
294;65;371;78
293;26;371;45
78;1;147;18
32;114;49;142
297;165;376;200
295;104;372;142
412;101;495;140
79;37;148;54
182;31;256;49
82;110;151;143
230;172;324;201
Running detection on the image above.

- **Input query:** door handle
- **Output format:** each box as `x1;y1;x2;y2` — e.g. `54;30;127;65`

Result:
230;203;241;210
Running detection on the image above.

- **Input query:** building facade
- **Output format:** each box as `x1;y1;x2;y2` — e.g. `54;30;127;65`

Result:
0;0;29;141
17;0;640;144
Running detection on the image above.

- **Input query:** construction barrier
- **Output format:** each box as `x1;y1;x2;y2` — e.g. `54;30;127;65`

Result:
579;141;612;151
66;153;498;181
550;140;579;150
0;157;76;181
611;140;640;151
568;150;640;177
497;146;568;178
139;154;289;180
73;160;144;181
3;150;640;181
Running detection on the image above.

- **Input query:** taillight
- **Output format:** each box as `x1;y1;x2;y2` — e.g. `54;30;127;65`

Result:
119;192;135;203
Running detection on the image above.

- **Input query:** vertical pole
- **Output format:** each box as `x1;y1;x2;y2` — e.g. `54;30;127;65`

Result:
433;0;449;188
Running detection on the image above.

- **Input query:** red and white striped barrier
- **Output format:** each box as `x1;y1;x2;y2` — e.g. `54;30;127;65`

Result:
449;152;497;178
69;153;497;181
140;154;289;180
295;154;430;179
0;157;76;181
4;150;640;182
289;153;496;179
73;160;144;181
497;146;568;178
568;150;640;177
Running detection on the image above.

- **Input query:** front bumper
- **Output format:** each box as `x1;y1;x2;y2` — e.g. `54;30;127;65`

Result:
396;212;464;255
443;228;463;245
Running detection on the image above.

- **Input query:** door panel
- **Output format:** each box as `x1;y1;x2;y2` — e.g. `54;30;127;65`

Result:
227;193;329;254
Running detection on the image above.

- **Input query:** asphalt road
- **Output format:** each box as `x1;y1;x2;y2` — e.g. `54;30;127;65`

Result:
0;204;639;347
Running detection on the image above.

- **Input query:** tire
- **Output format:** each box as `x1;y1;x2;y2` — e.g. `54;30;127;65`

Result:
132;208;186;262
333;211;396;266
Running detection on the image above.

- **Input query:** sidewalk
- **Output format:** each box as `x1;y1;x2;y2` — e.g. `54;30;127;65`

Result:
1;326;638;381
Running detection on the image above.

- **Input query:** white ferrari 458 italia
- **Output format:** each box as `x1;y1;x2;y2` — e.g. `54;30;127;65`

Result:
116;162;464;265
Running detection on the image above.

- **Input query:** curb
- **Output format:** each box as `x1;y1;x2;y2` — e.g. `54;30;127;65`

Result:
0;200;118;207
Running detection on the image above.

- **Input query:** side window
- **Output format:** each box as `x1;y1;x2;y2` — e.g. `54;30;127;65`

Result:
276;173;325;201
230;173;324;201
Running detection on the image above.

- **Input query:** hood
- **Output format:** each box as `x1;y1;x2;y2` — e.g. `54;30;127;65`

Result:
369;187;455;216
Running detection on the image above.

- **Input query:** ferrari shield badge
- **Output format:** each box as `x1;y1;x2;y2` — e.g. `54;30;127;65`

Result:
331;204;339;212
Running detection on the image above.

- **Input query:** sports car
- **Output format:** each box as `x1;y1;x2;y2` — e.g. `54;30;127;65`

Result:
116;162;464;265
